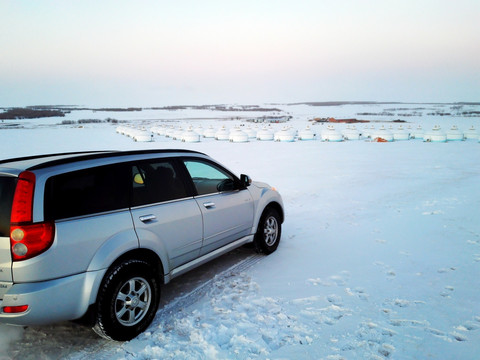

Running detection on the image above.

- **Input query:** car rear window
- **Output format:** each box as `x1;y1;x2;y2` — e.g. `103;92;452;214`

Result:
0;176;16;237
44;164;130;221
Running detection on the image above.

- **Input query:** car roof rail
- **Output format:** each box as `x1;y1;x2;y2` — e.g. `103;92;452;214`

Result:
0;151;112;166
24;149;205;170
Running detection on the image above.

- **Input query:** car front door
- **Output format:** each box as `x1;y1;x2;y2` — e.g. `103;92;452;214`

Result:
130;159;203;269
182;159;254;255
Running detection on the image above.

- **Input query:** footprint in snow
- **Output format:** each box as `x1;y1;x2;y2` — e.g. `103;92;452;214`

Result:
425;327;467;343
307;278;332;287
346;287;369;301
450;331;468;342
456;321;480;332
326;294;343;306
437;267;456;273
389;319;428;327
440;285;454;298
329;271;350;286
422;210;444;215
352;322;397;358
373;261;396;280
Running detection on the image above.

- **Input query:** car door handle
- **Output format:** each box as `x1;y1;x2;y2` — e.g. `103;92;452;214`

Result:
139;214;156;222
203;202;215;208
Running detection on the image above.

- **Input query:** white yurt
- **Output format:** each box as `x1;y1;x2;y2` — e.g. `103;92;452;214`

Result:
256;127;274;141
124;127;136;138
194;125;204;136
165;126;176;138
464;125;479;140
172;127;184;140
133;130;154;142
149;126;161;136
363;125;376;139
274;126;296;142
181;126;201;143
215;126;230;141
342;125;361;140
393;125;410;141
298;126;316;141
229;127;249;143
203;125;216;138
446;125;464;141
411;125;424;139
321;125;343;142
424;125;447;142
371;125;394;142
244;126;258;139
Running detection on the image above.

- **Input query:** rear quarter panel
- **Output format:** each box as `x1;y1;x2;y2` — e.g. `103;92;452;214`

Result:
12;210;138;282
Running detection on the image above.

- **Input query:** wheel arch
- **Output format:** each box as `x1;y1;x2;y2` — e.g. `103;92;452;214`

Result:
264;201;284;224
76;248;165;327
92;248;164;311
252;201;284;235
106;248;165;283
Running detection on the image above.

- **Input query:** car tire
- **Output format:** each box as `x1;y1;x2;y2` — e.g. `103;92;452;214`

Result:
254;208;281;254
93;259;160;341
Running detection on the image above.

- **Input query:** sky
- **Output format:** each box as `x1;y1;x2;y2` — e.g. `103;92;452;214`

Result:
1;0;479;107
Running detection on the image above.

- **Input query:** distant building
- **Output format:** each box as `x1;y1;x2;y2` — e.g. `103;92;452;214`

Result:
248;115;291;123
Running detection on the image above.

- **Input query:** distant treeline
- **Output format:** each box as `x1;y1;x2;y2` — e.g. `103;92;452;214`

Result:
0;106;143;120
0;108;65;120
295;101;480;107
149;105;282;112
21;105;142;112
61;118;123;125
92;108;142;112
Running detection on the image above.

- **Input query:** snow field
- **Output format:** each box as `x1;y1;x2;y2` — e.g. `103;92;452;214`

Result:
1;105;480;359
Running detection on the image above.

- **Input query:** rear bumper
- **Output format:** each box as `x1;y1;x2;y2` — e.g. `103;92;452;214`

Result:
0;269;106;325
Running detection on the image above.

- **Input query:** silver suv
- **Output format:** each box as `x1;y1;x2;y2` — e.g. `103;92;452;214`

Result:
0;149;284;340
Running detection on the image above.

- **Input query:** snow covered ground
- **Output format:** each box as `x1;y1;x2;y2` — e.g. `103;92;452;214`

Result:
1;103;480;359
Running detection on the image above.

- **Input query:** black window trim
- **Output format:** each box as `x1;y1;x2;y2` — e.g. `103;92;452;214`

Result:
42;155;240;222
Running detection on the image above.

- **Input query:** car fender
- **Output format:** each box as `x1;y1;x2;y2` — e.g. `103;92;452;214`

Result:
248;183;284;233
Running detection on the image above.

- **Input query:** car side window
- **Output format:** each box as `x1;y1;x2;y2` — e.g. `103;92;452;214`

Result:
44;164;130;220
132;160;188;206
184;160;236;195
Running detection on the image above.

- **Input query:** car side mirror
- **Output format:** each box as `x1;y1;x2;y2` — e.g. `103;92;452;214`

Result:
240;174;252;188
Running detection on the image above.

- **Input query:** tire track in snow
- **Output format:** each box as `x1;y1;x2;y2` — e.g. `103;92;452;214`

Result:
67;253;265;360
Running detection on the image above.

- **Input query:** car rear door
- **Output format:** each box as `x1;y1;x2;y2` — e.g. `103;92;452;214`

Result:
182;159;254;256
129;159;203;269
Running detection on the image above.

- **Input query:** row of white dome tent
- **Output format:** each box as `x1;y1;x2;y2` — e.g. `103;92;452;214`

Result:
116;125;153;142
411;125;479;142
318;124;479;142
130;123;480;143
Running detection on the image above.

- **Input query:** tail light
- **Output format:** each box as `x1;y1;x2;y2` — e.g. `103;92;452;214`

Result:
10;171;55;261
3;305;29;313
11;171;36;223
